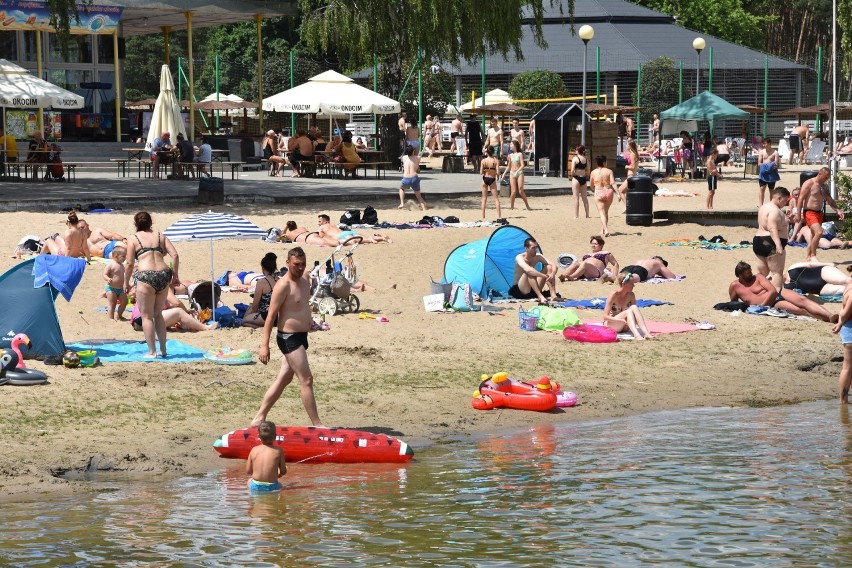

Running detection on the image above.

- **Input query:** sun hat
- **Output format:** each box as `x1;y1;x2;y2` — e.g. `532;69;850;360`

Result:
556;253;576;269
267;129;275;135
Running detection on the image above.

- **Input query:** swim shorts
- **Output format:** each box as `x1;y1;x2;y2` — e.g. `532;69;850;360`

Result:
103;240;119;259
789;134;801;153
752;235;788;258
249;479;282;492
337;230;358;242
276;330;308;354
804;209;824;227
105;284;123;296
707;175;718;192
840;321;852;345
508;284;537;300
400;176;421;191
620;265;649;282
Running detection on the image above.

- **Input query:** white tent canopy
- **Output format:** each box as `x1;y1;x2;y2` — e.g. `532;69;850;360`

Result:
0;59;84;109
200;92;257;117
262;70;400;116
459;89;513;111
145;65;187;152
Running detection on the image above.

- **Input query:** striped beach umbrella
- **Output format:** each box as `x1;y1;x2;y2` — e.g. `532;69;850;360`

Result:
163;211;266;312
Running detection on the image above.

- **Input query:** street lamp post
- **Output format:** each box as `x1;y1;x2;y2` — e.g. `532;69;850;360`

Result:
693;37;705;94
579;25;594;147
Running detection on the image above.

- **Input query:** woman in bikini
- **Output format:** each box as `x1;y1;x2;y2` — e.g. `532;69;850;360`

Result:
603;275;652;340
558;235;620;283
617;139;640;206
590;154;616;237
124;211;180;359
242;253;279;328
502;140;531;211
479;146;502;220
570;144;589;219
282;220;327;246
42;211;91;260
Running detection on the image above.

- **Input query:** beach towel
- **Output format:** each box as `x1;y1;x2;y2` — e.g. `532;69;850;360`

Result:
66;339;206;363
32;255;86;301
645;275;686;284
820;294;843;303
582;319;703;340
555;298;672;310
655;238;750;251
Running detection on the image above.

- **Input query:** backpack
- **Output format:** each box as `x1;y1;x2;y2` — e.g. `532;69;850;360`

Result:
448;282;479;312
444;215;460;224
340;209;361;226
362;205;379;225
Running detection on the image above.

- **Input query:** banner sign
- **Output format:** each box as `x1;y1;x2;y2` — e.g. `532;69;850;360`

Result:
0;1;123;34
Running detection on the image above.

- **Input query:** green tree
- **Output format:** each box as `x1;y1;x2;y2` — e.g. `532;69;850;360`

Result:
296;0;569;158
45;0;92;56
634;57;680;117
508;70;568;113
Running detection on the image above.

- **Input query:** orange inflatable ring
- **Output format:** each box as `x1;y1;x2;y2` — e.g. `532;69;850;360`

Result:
562;324;617;343
472;372;558;412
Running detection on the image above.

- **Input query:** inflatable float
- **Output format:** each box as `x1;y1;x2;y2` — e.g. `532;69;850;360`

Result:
562;323;618;343
472;372;558;411
213;426;414;463
204;347;254;365
555;390;578;407
0;348;48;386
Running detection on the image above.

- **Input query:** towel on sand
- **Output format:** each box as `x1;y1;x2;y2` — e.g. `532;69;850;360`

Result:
66;339;206;363
555;298;672;309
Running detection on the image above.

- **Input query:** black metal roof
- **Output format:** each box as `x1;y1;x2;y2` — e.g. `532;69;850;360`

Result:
446;0;806;74
532;103;583;120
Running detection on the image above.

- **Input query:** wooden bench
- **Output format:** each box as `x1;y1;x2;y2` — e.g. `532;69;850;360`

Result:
17;162;77;182
321;161;392;180
110;158;130;178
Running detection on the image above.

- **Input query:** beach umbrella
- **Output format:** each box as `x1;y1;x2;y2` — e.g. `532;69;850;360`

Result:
145;65;187;154
163;211;266;314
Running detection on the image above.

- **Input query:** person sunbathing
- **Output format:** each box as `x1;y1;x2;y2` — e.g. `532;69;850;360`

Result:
129;284;218;332
41;211;91;261
729;261;838;322
78;219;126;258
619;256;675;283
282;220;327;246
317;214;392;245
796;222;852;250
558;235;619;283
784;262;852;296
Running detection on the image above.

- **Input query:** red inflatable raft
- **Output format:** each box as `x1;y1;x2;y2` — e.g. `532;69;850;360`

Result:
472;372;558;411
213;426;414;463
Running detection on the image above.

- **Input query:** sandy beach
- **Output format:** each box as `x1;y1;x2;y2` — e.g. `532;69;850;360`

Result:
0;165;845;498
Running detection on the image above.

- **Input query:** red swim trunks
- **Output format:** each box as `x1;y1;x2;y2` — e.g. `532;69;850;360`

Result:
803;209;824;227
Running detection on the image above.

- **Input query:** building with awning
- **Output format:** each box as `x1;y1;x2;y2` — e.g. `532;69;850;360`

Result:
0;0;295;140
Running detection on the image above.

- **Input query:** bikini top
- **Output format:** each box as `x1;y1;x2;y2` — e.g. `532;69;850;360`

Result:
257;276;274;313
610;298;633;316
511;153;521;163
583;252;608;264
574;157;587;170
134;232;164;260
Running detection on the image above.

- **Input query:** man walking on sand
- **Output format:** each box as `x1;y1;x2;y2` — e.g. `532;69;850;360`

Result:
253;247;323;428
753;186;791;291
796;167;844;261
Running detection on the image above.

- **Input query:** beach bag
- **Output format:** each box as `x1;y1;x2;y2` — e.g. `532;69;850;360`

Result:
448;282;478;312
362;206;379;225
534;306;581;331
340;209;361;226
822;221;837;235
214;306;237;327
444;215;460;224
430;276;453;302
329;273;351;299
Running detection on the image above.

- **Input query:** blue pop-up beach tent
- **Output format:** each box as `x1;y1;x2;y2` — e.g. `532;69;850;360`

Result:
443;225;535;297
0;258;81;358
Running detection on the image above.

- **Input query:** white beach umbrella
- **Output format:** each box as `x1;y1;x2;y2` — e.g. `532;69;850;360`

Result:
0;59;84;109
262;70;400;115
145;65;187;153
459;89;514;111
163;211;266;313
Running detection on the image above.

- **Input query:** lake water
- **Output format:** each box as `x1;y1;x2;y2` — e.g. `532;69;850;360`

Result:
4;401;852;566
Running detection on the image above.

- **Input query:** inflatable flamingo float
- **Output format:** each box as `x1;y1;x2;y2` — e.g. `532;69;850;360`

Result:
10;333;30;368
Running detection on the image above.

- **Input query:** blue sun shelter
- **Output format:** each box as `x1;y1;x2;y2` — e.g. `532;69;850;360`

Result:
443;225;536;298
0;257;84;358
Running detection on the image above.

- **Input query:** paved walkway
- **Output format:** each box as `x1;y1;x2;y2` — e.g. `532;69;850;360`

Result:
0;166;568;212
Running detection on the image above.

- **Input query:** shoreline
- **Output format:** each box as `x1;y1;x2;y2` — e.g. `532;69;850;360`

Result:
0;171;844;499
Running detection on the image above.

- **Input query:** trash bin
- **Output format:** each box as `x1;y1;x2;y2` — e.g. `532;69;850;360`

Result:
800;170;820;187
745;156;758;175
626;175;654;226
442;155;463;173
198;176;224;205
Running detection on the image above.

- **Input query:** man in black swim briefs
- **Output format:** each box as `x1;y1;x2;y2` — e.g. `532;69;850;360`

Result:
620;256;675;284
253;247;324;428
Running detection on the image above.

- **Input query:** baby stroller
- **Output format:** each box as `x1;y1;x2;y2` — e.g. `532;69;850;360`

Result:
45;143;65;182
309;242;361;316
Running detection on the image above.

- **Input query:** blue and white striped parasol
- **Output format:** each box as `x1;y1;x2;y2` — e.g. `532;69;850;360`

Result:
163;211;266;312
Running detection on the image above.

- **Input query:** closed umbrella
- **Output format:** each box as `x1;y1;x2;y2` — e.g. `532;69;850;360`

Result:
145;65;187;153
163;211;266;315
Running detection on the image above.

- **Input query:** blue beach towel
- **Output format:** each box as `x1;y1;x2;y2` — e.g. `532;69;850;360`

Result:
32;255;86;301
66;339;206;363
554;298;672;309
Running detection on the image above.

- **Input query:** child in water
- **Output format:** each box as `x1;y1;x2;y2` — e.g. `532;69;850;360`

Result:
103;245;128;320
246;420;287;491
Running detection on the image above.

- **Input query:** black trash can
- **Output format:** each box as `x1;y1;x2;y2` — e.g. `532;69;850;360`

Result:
800;170;820;187
626;175;654;226
198;176;224;205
